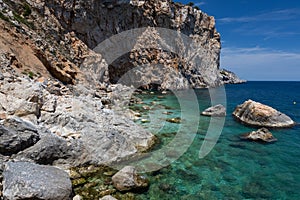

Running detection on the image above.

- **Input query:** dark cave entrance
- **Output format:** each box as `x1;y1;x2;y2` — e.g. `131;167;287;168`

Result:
108;53;163;91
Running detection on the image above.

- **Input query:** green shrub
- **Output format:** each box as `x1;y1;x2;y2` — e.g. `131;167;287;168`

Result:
28;71;35;79
13;12;34;29
0;11;9;21
23;3;32;17
187;2;194;6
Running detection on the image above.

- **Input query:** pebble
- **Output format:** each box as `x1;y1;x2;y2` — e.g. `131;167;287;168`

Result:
162;111;173;115
73;195;83;200
142;105;151;110
166;117;181;124
141;119;149;123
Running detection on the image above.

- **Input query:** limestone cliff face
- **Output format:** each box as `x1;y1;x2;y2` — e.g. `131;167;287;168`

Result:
0;0;224;89
27;0;222;89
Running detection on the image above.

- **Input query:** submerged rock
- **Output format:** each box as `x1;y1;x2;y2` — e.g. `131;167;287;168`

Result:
3;161;72;200
166;117;181;124
112;166;149;192
240;128;277;143
233;100;295;128
201;104;226;117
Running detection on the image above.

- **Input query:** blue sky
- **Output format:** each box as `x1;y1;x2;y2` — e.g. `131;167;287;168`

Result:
175;0;300;81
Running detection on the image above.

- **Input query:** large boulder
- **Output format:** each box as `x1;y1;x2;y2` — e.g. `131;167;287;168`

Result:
14;132;73;165
3;161;72;200
112;166;149;192
240;128;277;143
201;104;226;117
233;100;295;128
0;117;40;156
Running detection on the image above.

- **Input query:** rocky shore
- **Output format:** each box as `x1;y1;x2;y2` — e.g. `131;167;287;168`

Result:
0;0;247;199
0;76;157;199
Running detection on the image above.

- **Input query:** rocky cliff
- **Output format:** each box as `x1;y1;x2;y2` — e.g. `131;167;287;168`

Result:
44;0;222;89
1;0;225;89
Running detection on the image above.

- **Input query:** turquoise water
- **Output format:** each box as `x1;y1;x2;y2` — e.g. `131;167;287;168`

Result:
133;82;300;200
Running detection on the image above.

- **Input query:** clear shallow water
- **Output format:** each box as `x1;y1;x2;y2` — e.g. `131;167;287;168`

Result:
132;82;300;200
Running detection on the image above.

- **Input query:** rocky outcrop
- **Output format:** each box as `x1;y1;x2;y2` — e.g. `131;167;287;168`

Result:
39;85;156;165
233;100;295;128
220;69;246;84
0;77;155;167
240;128;277;143
201;104;226;117
112;166;149;192
3;161;72;200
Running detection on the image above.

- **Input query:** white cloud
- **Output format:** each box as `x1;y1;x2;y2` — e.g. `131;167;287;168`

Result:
235;27;300;38
218;9;300;23
217;9;300;40
194;2;205;7
220;47;300;81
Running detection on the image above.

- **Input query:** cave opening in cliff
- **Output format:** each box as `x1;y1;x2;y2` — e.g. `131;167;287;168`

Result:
107;48;185;91
108;55;163;91
108;53;134;84
108;53;165;91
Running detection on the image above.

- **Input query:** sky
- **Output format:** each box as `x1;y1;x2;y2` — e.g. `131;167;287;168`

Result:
175;0;300;81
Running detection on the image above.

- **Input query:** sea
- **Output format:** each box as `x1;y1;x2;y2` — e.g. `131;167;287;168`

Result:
130;81;300;200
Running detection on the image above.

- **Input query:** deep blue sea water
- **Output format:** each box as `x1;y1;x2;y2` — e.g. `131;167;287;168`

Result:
132;82;300;200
